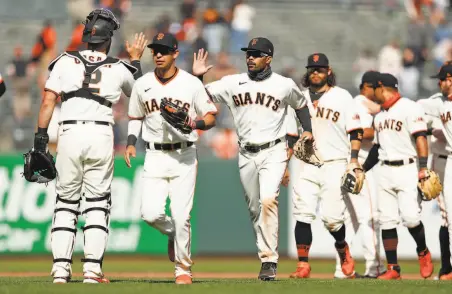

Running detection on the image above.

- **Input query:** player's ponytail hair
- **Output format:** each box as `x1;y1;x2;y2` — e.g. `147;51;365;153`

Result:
301;67;337;88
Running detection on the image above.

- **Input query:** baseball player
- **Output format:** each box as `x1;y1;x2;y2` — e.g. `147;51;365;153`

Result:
289;53;363;279
419;64;452;280
333;71;385;279
33;9;146;283
192;38;313;281
362;73;434;280
124;33;217;285
418;92;451;280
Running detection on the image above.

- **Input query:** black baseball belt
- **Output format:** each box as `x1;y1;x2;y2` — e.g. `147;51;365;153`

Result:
439;155;448;160
382;158;414;166
146;141;193;151
61;120;110;126
241;138;282;153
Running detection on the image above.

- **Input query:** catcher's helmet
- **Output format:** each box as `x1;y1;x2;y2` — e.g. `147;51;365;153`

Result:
82;8;120;44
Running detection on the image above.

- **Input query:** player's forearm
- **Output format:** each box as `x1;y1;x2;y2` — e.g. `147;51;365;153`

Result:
349;128;363;162
363;144;380;172
286;134;298;160
414;133;429;169
127;119;142;146
362;128;374;140
295;106;312;133
195;113;216;131
130;60;142;80
37;91;58;129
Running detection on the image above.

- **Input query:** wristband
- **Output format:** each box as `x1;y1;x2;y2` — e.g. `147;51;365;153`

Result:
38;127;48;134
351;149;359;159
127;135;137;147
426;128;433;136
419;156;428;169
197;75;204;82
194;120;206;130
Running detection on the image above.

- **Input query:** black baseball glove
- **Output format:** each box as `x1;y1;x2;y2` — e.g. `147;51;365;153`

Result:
23;132;57;184
160;99;195;134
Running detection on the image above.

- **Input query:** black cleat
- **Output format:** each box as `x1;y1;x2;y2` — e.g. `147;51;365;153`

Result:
258;262;277;281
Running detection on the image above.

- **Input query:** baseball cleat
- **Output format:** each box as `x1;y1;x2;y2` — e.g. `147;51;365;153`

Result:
175;274;192;284
258;262;277;281
290;262;311;279
440;272;452;280
377;264;401;280
83;276;110;284
335;242;355;276
168;238;175;262
418;249;434;279
53;277;69;284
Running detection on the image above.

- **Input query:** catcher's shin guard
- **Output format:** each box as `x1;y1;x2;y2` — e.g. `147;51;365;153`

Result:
51;195;81;279
81;193;111;278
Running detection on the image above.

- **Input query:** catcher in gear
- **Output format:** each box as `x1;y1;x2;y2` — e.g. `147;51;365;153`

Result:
362;72;434;280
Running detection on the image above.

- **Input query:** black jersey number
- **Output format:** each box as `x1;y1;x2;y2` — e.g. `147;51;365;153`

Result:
86;71;102;94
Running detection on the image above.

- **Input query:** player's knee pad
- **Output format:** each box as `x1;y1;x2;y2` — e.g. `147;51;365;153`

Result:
52;194;81;264
81;193;111;265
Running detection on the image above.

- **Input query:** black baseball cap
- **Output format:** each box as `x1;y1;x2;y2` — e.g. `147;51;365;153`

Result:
240;37;274;56
306;53;329;68
430;64;452;80
375;73;398;89
147;32;178;51
360;70;380;87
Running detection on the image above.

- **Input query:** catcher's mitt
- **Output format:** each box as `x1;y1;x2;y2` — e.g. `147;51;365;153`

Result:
293;137;323;167
341;162;365;195
22;149;57;184
160;99;195;135
418;169;442;201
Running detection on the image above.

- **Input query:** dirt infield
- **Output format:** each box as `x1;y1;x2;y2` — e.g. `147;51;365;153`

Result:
0;272;428;280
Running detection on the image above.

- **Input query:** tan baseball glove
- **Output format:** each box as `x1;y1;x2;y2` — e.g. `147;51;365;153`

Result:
341;162;365;195
418;169;442;201
293;137;323;167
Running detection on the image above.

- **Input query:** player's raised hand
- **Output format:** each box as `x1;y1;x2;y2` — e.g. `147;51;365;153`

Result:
124;145;137;168
126;32;148;61
192;48;213;77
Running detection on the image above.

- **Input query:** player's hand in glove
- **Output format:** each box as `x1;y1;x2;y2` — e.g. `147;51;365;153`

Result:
341;162;365;194
160;99;195;134
293;136;323;167
418;169;442;201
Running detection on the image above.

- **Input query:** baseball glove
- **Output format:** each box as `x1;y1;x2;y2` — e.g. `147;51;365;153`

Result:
22;148;57;184
293;137;323;167
160;99;195;135
418;169;442;201
341;162;365;195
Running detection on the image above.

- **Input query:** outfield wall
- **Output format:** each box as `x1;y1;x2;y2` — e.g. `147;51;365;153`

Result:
0;154;443;259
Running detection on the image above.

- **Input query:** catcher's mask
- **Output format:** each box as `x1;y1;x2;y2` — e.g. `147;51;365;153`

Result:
82;8;120;44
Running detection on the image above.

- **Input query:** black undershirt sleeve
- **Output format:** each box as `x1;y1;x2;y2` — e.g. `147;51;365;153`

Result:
362;144;380;172
294;107;312;133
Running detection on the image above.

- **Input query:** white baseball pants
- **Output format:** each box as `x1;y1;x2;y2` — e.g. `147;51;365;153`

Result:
140;145;197;278
442;155;452;266
51;122;113;280
238;141;288;264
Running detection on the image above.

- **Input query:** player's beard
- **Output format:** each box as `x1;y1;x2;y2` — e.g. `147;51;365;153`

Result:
441;82;451;97
309;75;327;91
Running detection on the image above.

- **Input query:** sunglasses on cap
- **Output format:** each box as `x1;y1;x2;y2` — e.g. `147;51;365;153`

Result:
307;67;328;74
246;50;268;58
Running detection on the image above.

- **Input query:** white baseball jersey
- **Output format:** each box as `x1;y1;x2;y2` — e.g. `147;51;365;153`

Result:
374;98;427;161
205;73;306;145
128;68;217;143
45;50;135;124
354;94;380;159
417;93;449;155
418;93;452;153
304;87;362;161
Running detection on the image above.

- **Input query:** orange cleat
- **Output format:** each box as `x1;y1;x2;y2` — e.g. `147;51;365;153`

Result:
175;274;192;285
418;249;434;279
289;262;311;279
440;272;452;280
168;238;175;262
377;264;401;280
336;243;355;276
83;276;110;284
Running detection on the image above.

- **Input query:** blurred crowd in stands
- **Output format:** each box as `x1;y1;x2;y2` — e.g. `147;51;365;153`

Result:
2;0;452;160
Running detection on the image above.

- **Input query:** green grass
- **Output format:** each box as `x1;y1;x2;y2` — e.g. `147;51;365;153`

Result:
0;257;450;294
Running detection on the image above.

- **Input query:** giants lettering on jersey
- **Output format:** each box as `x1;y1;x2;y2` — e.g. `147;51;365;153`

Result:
232;92;281;111
315;106;341;122
143;97;190;115
376;119;403;132
441;111;452;124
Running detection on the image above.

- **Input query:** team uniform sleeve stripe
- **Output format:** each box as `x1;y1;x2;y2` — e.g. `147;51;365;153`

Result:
128;115;145;120
287;133;298;137
411;129;428;135
347;127;363;133
203;111;218;116
44;88;60;97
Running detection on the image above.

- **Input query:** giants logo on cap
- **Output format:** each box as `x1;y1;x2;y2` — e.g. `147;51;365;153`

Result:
312;55;319;63
91;27;96;36
157;33;165;40
251;38;258;45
